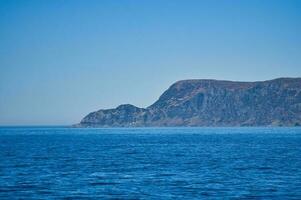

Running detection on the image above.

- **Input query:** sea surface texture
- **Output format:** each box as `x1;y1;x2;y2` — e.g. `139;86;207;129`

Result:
0;127;301;199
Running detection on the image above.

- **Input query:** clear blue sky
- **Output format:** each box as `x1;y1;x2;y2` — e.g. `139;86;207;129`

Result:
0;0;300;125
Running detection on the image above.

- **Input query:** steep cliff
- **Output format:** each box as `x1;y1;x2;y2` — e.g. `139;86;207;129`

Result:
75;78;301;127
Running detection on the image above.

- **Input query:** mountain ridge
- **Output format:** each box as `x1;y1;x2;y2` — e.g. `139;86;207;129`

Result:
75;77;301;127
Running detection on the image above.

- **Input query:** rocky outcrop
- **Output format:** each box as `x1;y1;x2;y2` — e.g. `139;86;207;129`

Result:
75;78;301;127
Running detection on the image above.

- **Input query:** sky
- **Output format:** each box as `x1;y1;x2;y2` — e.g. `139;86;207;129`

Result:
0;0;300;125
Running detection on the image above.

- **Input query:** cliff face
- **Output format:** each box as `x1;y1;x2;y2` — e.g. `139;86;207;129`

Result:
76;78;301;127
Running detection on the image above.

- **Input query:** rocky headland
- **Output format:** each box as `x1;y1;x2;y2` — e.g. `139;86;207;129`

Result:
75;78;301;127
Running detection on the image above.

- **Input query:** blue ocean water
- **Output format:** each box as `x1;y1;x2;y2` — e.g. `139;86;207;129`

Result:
0;127;301;199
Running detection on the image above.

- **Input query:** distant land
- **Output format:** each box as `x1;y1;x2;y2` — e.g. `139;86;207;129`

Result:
74;78;301;127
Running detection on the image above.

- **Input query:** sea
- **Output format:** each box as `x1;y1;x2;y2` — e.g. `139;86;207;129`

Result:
0;127;301;199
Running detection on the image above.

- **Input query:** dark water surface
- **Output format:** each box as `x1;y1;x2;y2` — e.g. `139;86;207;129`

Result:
0;127;301;199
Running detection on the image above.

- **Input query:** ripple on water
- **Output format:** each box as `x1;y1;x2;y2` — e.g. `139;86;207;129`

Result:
0;127;301;199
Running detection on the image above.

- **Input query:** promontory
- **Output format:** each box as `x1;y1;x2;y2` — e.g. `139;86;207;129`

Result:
74;78;301;127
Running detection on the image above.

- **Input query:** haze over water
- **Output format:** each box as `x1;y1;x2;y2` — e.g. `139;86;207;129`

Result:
1;127;301;199
0;0;300;126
